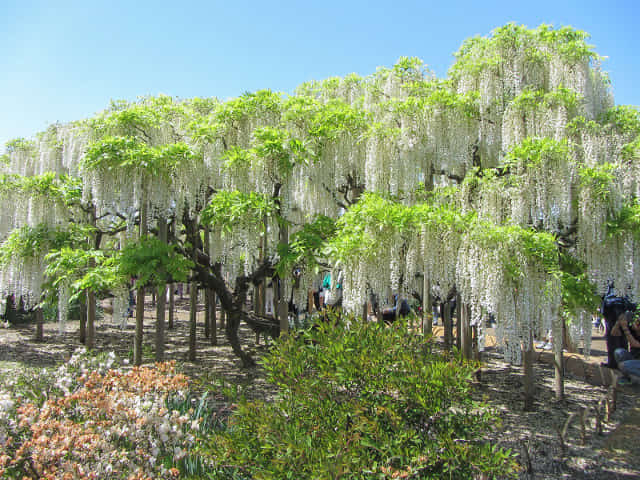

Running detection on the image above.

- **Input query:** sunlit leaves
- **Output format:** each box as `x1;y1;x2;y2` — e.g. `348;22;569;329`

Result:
4;137;36;154
578;163;616;202
504;138;570;171
201;191;276;233
82;136;200;181
117;235;193;288
276;215;336;276
0;224;83;265
44;248;122;301
607;199;640;239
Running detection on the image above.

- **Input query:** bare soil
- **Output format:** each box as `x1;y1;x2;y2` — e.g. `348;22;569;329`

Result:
1;297;639;479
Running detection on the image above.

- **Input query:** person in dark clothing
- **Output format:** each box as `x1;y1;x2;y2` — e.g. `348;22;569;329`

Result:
600;283;636;368
382;295;411;323
611;311;640;383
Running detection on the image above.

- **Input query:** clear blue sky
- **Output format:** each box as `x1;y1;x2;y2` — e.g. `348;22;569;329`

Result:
1;0;638;151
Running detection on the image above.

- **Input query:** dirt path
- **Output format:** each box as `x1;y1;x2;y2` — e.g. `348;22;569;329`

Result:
1;300;640;479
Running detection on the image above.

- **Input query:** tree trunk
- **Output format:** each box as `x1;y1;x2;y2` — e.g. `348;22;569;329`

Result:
133;198;147;366
134;285;145;365
156;285;166;362
86;289;96;350
204;294;210;339
188;282;197;361
460;302;472;360
422;275;433;336
523;331;536;411
209;289;217;346
79;297;87;344
204;226;211;340
278;298;289;336
472;325;482;381
554;319;565;401
35;307;44;342
443;302;453;351
168;284;175;330
154;218;167;363
277;222;289;335
455;294;462;351
226;310;255;367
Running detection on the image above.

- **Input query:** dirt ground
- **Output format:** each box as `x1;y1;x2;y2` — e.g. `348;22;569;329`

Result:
1;297;639;479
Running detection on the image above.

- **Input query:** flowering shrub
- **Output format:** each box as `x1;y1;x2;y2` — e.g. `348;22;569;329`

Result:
0;349;207;479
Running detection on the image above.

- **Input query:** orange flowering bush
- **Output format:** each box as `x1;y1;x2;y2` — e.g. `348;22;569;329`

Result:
1;349;208;479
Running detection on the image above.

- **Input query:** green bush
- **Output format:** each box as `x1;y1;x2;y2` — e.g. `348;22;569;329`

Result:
202;317;518;479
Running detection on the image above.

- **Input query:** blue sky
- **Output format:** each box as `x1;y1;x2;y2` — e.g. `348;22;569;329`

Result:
1;0;638;150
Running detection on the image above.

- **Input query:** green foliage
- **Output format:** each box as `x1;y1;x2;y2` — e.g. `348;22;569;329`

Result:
504;137;570;171
449;23;597;81
392;56;431;83
469;222;559;284
578;163;616;202
510;86;581;113
0;224;81;266
621;135;640;161
252;126;307;175
203;319;518;479
117;235;193;288
276;215;336;277
82;136;200;182
328;193;416;264
44;248;123;302
599;105;640;136
535;24;596;62
90;100;165;140
201;191;277;233
4;137;36;154
387;81;480;120
607;199;640;239
307;99;369;143
215;89;283;126
569;106;640;140
557;253;600;318
82;135;155;171
0;172;82;210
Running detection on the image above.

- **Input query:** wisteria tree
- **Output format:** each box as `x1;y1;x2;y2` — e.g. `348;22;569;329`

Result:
1;24;638;393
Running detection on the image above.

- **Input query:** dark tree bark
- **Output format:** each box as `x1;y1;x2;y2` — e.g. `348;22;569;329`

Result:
554;320;565;401
133;199;147;366
188;281;197;362
208;288;217;345
226;310;255;367
455;293;462;351
443;302;453;351
34;307;44;342
168;284;175;330
523;332;536;411
155;218;168;362
86;290;96;350
79;298;87;345
460;302;472;360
